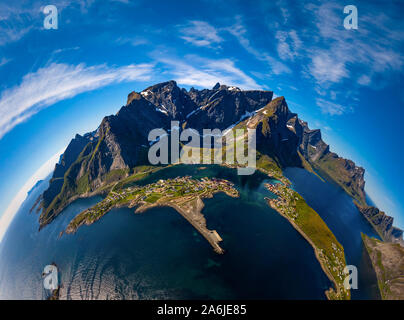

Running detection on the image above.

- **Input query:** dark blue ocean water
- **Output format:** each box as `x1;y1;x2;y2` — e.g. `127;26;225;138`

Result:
284;167;381;299
0;165;379;299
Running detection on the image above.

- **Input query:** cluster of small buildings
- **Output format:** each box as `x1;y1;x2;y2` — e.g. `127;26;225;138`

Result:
265;183;297;219
330;243;345;281
84;176;236;219
317;243;345;284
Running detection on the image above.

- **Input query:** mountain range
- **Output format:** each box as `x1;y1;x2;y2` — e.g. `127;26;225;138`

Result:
37;80;403;244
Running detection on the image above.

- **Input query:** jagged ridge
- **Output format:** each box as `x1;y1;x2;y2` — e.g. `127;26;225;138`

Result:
37;81;402;244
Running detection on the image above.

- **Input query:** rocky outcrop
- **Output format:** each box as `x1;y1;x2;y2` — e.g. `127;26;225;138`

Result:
41;133;94;209
38;81;399;243
297;121;329;162
243;97;301;168
356;204;404;244
137;80;197;119
39;92;170;226
362;234;404;299
186;83;273;131
287;119;366;205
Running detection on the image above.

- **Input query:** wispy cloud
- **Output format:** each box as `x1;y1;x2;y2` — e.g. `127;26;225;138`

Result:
264;1;404;115
116;36;149;47
157;55;262;90
0;23;33;47
227;19;291;75
52;46;80;54
306;2;404;87
0;1;45;46
0;57;11;67
309;51;349;84
0;62;154;139
179;20;223;48
275;30;301;61
0;0;98;46
316;98;347;116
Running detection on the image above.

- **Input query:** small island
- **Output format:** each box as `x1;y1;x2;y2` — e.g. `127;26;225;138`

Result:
65;176;239;254
265;182;350;300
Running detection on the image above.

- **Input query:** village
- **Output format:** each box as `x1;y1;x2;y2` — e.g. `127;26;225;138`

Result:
76;176;236;222
264;181;349;299
65;176;239;254
264;182;299;220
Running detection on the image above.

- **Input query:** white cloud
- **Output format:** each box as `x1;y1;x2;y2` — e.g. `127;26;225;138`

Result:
179;21;223;47
275;30;301;61
0;1;96;46
0;24;33;47
0;62;154;139
0;57;11;67
316;98;346;116
227;19;291;75
52;46;80;54
306;2;404;87
279;7;290;24
357;75;371;86
0;2;46;46
309;51;349;84
116;36;148;47
0;149;64;243
158;56;262;90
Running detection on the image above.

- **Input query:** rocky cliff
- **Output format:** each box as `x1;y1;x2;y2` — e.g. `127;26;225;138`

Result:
356;204;404;244
37;81;401;244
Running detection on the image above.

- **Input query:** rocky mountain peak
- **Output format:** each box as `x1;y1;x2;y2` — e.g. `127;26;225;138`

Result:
186;86;273;130
356;204;403;243
266;97;289;116
137;80;196;119
38;81;376;233
211;82;241;92
126;92;142;105
144;80;178;92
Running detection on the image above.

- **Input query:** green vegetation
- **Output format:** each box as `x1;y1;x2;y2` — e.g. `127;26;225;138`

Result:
362;233;404;300
313;153;365;205
261;118;270;136
102;169;130;185
76;172;90;194
266;182;350;300
297;151;324;182
256;152;283;180
145;193;162;203
89;129;106;164
66;176;238;234
39;140;97;225
39;155;155;227
113;165;164;190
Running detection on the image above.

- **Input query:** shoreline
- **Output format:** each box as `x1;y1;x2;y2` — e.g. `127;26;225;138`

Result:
65;178;239;255
135;199;225;254
266;198;343;300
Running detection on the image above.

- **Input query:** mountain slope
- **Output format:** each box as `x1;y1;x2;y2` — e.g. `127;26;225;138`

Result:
362;234;404;299
37;81;402;244
357;205;404;244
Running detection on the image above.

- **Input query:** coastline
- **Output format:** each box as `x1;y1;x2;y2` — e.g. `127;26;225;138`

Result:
263;175;349;300
135;199;225;254
267;199;341;300
64;177;239;255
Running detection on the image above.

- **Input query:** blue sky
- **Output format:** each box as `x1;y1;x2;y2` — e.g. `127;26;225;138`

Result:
0;0;403;240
